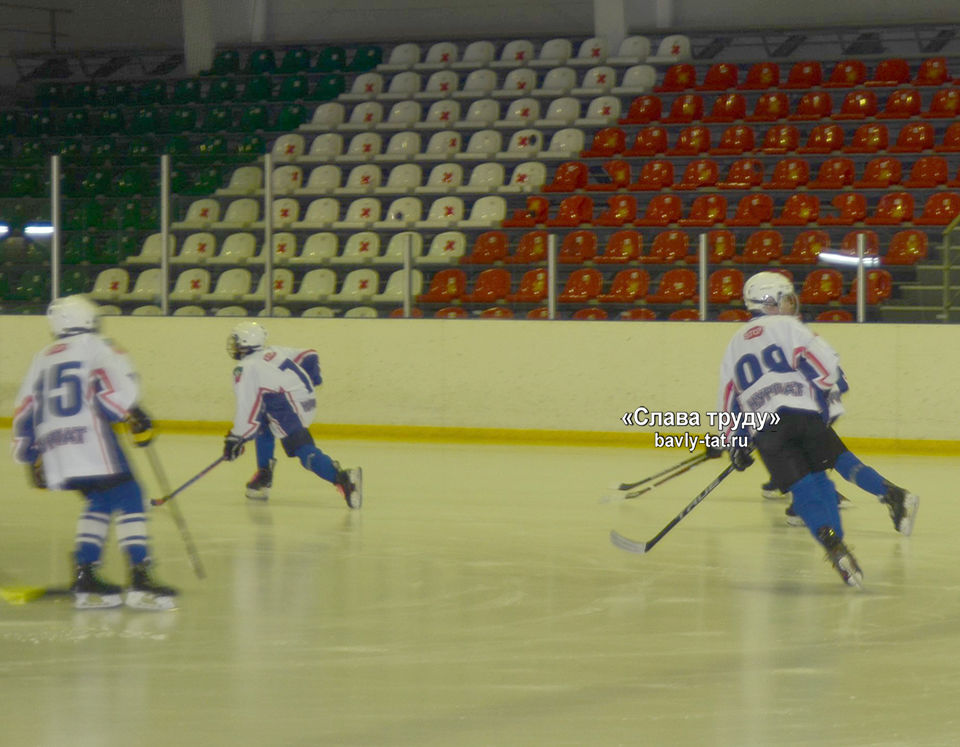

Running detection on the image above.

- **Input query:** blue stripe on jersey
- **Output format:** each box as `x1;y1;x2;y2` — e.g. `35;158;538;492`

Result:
262;391;304;437
296;352;322;387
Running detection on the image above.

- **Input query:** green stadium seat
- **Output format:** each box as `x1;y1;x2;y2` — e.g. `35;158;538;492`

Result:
61;268;89;295
9;169;43;197
101;82;136;106
312;74;345;101
0;269;10;299
205;77;237;103
194;135;227;160
93;109;125;135
77;169;110;197
64;82;98;107
162;135;191;156
137;80;167;105
242;75;273;102
64;202;103;231
245;49;277;75
206;49;240;76
126;138;154;162
185;167;222;195
164;107;197;133
0;140;13;159
23;111;54;137
314;46;346;72
279;47;311;73
275;104;308;131
36;82;66;107
129;107;159;135
240;105;269;131
346;45;383;72
278;74;309;101
11;270;49;302
55;140;82;161
88;139;117;163
16;141;45;164
59;109;89;136
234;134;266;159
200;106;231;133
0;112;17;136
112;167;150;197
172;78;202;104
62;233;93;262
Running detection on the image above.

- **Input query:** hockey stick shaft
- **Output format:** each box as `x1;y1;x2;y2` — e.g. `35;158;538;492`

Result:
611;463;737;555
143;444;207;579
150;455;225;507
619;454;711;500
617;452;710;491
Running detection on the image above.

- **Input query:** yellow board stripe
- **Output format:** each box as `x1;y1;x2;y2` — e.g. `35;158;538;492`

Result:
2;417;953;455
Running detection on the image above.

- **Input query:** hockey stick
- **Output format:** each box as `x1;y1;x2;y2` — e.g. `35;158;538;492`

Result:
602;453;711;503
610;463;737;555
150;455;225;507
0;585;72;605
615;452;710;491
143;443;207;579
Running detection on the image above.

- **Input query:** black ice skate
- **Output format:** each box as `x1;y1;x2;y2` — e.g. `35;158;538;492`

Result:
817;526;863;589
334;465;363;510
245;459;276;501
881;481;919;536
126;563;177;611
72;564;123;610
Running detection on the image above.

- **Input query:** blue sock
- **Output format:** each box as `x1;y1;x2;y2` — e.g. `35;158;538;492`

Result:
293;444;339;484
790;472;843;541
834;451;886;498
255;429;276;470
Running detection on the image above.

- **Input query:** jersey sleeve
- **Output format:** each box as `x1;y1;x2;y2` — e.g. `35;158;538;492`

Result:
293;349;322;387
90;338;141;422
230;362;264;439
789;321;840;391
11;355;41;464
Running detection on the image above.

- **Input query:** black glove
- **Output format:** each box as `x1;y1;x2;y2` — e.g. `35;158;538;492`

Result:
28;458;46;489
730;444;755;472
705;445;724;459
223;434;245;461
127;405;153;447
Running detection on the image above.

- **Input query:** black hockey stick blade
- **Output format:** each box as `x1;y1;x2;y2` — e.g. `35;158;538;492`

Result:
610;463;737;556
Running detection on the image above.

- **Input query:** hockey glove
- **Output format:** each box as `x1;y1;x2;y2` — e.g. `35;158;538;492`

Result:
28;458;46;489
705;445;724;459
127;405;153;447
729;444;755;472
223;434;245;461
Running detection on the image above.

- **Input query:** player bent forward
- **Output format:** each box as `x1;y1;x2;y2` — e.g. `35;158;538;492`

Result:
12;296;176;610
716;273;917;588
224;321;362;509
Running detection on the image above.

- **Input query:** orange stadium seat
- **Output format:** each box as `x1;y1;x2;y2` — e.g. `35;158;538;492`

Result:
558;268;603;302
759;124;800;154
797;123;845;154
417;268;467;303
832;90;878;120
460;231;509;264
586;159;631;191
542;161;588;193
434;306;468;318
461;268;511;303
771;194;819;225
593;195;637;226
572;307;608;320
678;194;726;227
598;268;650;302
708;268;744;304
710;124;756;155
726;193;774;226
629;159;673;190
819;193;868;225
789;91;833;120
746;91;790;121
736;230;783;264
840;230;879;258
683;229;737;264
852;157;901;188
883;230;927;265
661;93;704;123
673;158;719;190
654;63;697;92
824;59;867;88
936;123;960;153
596;230;643;263
545;195;594;227
840;269;893;305
703;92;747;122
620;308;658;320
877;88;923;119
842;123;888;153
798;269;844;305
646;269;698;303
717;308;752;322
557;230;598;263
781;230;830;265
508;231;548;264
697;62;739;91
889;122;934;153
642;230;690;263
580;127;626;157
864;192;914;225
913;57;951;86
914;192;960;225
634;194;683;226
717;159;764;189
781;60;822;88
865;58;910;87
816;309;854;322
507;268;549;302
618;94;662;124
922;88;960;119
478;306;513;319
502;195;550;228
739;62;780;90
762;158;809;189
623;125;668;156
666;126;711;156
808;157;856;188
902;156;949;188
668;308;701;321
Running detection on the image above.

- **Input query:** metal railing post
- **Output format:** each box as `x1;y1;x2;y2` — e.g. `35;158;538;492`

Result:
547;234;557;320
403;232;412;318
263;152;273;317
856;231;866;323
698;232;707;321
160;154;170;316
50;154;60;301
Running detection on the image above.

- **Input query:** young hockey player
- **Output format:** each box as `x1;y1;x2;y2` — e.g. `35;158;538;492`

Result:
224;321;362;509
12;295;176;610
715;272;915;587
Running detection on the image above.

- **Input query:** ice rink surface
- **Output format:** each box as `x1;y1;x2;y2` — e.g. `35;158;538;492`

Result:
0;430;957;747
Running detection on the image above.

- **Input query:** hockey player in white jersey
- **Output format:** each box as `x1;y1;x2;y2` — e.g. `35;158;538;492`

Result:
717;272;873;587
12;295;176;610
223;321;362;508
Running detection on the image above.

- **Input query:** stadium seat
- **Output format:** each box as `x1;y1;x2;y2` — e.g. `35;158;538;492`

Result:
508;231;548;264
623;126;668;156
883;229;927;265
382;71;422;100
598;269;650;303
703;93;747;123
374;131;422;162
531;66;576;98
289;233;338;265
762;158;809;189
558;268;603;302
877;88;923;119
302;134;344;163
697;62;739;91
690;229;737;264
864;57;911;87
642;230;690;263
672;158;719;191
118;268;164;303
609;34;651;64
790;91;833;120
379;42;420;71
708;268;744;304
454;40;495;70
575;95;621;126
210;199;259;230
634;194;682;226
594;195;637;226
418;70;459;99
128;234;176;266
172;198;220;229
717;158;764;189
494;67;538;97
914;192;960;225
572;308;608;320
629;159;674;190
667;126;711;156
922;88;960;119
286;269;336;302
746;92;790;121
889;122;934;153
206;232;256;264
620;308;657;320
327;268;380;303
503;195;550;227
646;268;697;303
535;97;581;126
417;268;467;302
781;230;829;264
327;197;379;229
581;127;626;158
334;164;382;195
809;157;857;188
816;309;854;322
586;159;631;191
374;231;424;265
661;93;704;123
416;196;464;228
557;230;598;262
506;268;548;302
460;231;509;265
771;193;819;225
330;232;381;264
595;230;643;263
726;194;773;226
417;99;461;129
824;59;868;88
654;63;697;92
618;94;662;124
89;268;130;301
373;196;423;228
650;33;692;63
419;231;467;264
545;196;594;227
339;132;383;162
717;308;752;322
818;193;866;226
370;269;424;303
679;194;726;226
460;196;506;227
415;130;463;161
343;72;383;101
271;166;303;195
782;60;822;88
864;192;914;225
832;90;878;120
842;123;888;154
455;129;502;161
798;269;844;305
571;37;609;67
797;124;844;154
414;41;458;70
612;64;656;95
217;166;263;196
241;269;296;303
736;230;783;264
739;61;779;90
461;268;512;303
304;102;345;132
759;124;800;154
902;156;949;188
289;198;338;230
572;65;616;94
455;70;498;100
912;56;951;86
374;163;422;195
937;123;960;153
839;230;879;258
415;162;463;193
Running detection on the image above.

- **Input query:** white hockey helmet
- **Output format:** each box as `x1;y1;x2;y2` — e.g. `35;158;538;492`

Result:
47;294;99;337
743;271;798;316
226;320;267;360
